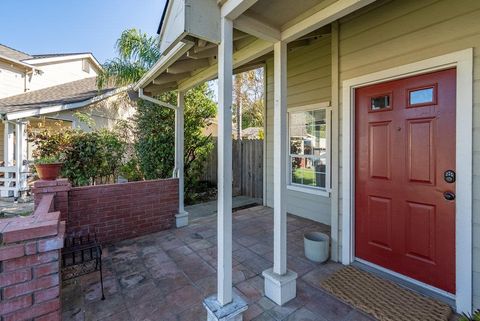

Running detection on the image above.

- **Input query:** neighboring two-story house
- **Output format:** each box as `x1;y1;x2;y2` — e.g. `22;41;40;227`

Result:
0;44;136;197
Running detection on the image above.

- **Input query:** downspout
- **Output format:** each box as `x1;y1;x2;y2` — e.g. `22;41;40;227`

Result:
138;88;177;110
137;88;179;177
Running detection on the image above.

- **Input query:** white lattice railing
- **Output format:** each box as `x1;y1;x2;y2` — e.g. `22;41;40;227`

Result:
0;165;29;197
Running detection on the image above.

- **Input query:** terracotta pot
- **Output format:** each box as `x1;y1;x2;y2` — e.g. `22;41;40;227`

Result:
35;163;63;180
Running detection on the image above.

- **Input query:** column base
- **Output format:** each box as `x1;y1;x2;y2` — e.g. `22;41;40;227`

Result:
262;268;298;306
175;211;189;228
203;293;248;321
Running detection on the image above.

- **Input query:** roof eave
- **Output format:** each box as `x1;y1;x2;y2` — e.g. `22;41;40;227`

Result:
134;41;194;91
23;53;103;71
0;55;36;72
4;86;130;121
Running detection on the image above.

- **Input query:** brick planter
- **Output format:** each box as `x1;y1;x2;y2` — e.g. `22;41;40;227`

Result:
0;194;64;321
1;178;178;320
33;178;179;244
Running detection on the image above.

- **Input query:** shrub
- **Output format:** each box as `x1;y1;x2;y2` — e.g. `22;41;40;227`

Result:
134;84;216;203
28;120;126;186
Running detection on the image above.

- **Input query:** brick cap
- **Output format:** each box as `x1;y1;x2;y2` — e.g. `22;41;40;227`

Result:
33;179;71;188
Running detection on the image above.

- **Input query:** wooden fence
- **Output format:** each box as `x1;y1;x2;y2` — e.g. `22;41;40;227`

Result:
202;139;263;199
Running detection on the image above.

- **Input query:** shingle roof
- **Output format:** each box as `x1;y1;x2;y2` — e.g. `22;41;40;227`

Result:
0;77;118;115
0;44;32;61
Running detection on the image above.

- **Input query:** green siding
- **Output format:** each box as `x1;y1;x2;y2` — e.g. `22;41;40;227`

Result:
265;36;332;223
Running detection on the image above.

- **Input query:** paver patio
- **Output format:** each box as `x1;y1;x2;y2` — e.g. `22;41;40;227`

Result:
61;206;455;321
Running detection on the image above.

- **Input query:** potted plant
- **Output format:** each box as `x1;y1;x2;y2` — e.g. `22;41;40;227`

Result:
34;154;63;180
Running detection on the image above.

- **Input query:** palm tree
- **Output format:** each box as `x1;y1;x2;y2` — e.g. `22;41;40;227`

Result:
97;29;161;89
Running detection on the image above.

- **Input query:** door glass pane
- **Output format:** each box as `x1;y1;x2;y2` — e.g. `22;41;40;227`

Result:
409;87;434;105
371;95;390;111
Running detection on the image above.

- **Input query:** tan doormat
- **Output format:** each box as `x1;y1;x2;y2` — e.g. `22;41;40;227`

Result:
320;266;452;321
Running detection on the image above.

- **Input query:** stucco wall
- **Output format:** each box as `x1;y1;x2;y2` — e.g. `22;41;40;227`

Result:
24;93;136;162
265;36;332;224
38;92;136;132
336;0;480;309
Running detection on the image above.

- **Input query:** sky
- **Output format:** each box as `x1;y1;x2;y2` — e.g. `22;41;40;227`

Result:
0;0;167;64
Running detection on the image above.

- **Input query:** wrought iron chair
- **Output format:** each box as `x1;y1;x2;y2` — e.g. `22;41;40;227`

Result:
61;232;105;300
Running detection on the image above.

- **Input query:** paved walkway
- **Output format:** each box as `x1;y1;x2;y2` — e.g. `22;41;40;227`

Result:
61;206;458;321
0;197;34;218
186;195;262;221
62;206;373;321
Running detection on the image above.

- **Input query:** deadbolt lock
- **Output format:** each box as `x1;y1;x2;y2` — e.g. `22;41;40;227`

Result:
444;170;456;183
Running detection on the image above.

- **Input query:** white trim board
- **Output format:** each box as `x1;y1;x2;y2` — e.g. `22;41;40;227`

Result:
341;48;473;314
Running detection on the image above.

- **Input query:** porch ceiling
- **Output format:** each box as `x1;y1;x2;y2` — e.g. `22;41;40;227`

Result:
139;0;361;96
142;28;330;96
246;0;337;30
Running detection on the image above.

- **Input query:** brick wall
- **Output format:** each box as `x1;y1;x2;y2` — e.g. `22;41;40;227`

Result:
33;178;179;245
0;193;64;321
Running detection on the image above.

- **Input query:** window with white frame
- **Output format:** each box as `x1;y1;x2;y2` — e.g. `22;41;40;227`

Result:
288;105;330;191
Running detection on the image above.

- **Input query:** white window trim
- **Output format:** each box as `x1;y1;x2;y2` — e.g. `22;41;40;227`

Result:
287;101;331;197
341;48;473;314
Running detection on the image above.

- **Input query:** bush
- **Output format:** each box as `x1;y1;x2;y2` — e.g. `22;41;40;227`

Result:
134;84;216;203
28;121;126;186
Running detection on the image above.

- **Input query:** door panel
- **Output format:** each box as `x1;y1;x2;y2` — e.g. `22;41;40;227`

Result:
407;118;435;184
405;201;436;264
369;122;391;180
355;68;456;293
367;196;393;251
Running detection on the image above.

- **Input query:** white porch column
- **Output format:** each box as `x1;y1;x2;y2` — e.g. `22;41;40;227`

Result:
217;16;234;308
4;122;15;167
1;122;15;197
262;41;297;306
175;91;189;227
203;16;247;321
14;121;26;198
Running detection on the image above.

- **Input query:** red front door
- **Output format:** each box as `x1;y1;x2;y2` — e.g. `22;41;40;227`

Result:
355;68;456;293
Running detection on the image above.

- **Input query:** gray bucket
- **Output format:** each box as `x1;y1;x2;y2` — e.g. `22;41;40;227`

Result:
304;232;330;263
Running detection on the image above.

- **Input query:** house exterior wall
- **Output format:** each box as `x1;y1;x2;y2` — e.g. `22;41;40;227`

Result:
335;0;480;309
0;58;98;99
0;61;26;98
265;36;332;224
28;59;98;92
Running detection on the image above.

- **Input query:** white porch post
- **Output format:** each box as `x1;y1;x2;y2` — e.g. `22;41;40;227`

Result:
262;41;297;306
175;91;189;227
203;16;247;321
217;15;234;307
4;122;15;166
1;122;15;197
14;121;26;198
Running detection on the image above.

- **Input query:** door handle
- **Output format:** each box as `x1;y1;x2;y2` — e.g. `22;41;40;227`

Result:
443;191;455;201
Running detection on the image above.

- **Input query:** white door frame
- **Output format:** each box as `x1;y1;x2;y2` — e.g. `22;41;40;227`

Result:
341;48;473;314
